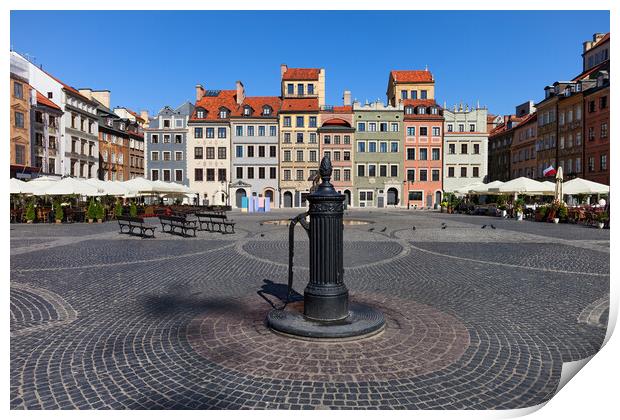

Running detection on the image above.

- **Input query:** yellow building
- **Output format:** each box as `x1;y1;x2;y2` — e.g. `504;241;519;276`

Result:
387;69;435;106
10;73;32;174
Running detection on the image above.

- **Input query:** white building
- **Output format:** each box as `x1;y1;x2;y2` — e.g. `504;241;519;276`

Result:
442;104;489;192
10;51;100;178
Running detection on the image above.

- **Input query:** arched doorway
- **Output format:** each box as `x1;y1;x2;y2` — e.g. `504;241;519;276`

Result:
283;191;293;208
235;188;247;208
344;190;351;206
387;188;398;206
264;189;274;205
435;191;442;206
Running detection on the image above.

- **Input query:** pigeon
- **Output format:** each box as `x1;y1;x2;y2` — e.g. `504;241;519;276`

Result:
481;225;486;229
441;225;447;230
260;233;265;237
368;227;375;232
490;225;496;230
259;222;264;226
380;227;387;232
412;226;416;231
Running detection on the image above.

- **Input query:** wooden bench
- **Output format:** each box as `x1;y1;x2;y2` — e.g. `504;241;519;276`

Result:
117;215;157;238
159;215;197;237
196;212;235;234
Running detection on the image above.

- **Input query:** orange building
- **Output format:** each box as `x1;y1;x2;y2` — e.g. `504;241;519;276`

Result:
10;72;33;178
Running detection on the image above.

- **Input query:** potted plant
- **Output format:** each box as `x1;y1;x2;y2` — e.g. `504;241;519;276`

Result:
25;199;36;224
86;199;97;223
440;200;448;213
514;198;525;221
115;200;123;218
96;202;105;223
557;204;568;223
597;212;608;229
535;205;547;222
54;200;64;224
129;202;138;218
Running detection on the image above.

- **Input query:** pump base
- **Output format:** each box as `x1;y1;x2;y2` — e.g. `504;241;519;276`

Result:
266;302;385;340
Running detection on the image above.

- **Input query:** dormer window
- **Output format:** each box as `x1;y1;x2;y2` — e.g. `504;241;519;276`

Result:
418;107;426;115
120;123;125;130
107;118;113;126
219;108;229;119
243;106;252;116
405;106;414;115
263;106;271;116
431;107;438;115
196;109;205;119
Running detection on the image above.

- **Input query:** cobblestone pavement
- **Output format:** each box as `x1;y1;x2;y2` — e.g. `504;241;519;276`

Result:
10;209;609;409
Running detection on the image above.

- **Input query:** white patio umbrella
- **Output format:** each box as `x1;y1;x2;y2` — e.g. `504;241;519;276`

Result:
496;177;555;195
555;167;564;203
10;178;28;194
454;183;484;195
20;176;59;195
563;178;610;195
472;180;505;194
122;177;158;195
83;179;131;196
40;177;102;196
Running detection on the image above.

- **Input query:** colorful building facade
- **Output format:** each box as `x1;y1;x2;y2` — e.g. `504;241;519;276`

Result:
10;71;33;178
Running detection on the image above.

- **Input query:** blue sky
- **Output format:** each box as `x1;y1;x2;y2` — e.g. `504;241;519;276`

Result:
11;10;609;116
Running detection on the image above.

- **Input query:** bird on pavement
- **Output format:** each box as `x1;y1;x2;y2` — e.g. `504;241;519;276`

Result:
368;227;375;232
490;224;496;229
412;226;416;231
481;225;486;229
441;225;447;230
260;233;265;237
259;222;264;226
380;227;387;232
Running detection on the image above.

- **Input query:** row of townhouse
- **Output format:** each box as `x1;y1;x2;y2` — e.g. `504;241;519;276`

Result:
145;65;490;209
9;51;146;181
488;32;610;186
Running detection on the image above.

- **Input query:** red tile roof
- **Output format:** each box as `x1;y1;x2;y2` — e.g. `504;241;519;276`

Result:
282;68;321;81
280;98;319;112
572;60;609;82
231;96;282;117
330;105;352;113
321;118;350;127
402;99;438;107
391;70;433;83
123;108;145;122
35;91;61;110
191;90;238;121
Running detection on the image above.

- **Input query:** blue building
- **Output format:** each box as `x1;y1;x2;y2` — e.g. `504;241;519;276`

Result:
144;102;193;186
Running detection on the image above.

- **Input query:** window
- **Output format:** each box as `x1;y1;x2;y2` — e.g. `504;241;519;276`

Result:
247;126;255;136
343;135;351;145
390;165;398;177
296;170;304;181
432;148;440;160
473;144;480;154
334;151;341;161
218;147;226;159
418;107;426;115
283;116;291;127
601;154;607;171
407;148;416;160
309;150;317;162
258;146;265;157
151;134;159;144
391;123;399;132
600;96;608;109
150;169;160;181
296;116;304;127
379;165;387;177
369;123;377;132
175;135;182;144
283;150;291;162
203;169;213;181
358;122;366;132
419;127;428;136
368;164;376;177
419;169;428;181
176;119;183;128
13;82;23;99
247;167;254;179
469;124;475;132
14;112;24;128
601;123;608;138
458;124;464;132
460;167;467;177
448;144;455;155
390;142;398;153
408;191;423;201
588;101;595;113
461;144;468;154
447;124;453;132
197;110;205;119
162;169;171;182
576;132;582;146
258;126;265;136
324;135;331;144
270;126;277;136
588;157;595;172
236;145;243;158
236;126;243;136
419;148;428;160
296;133;304;143
163;135;171;143
163;152;171;161
308;84;314;94
163;119;171;128
407;127;416;136
432;169;440;181
473;167;479;178
14;145;25;165
380;142;388;153
269;167;277;179
368;141;377;153
448;167;455;177
284;169;291;181
406;169;415;182
270;145;277;158
175;151;183;161
357;141;366;153
432;127;440;136
259;167;265;179
401;91;408;100
309;117;317;128
284;133;291;143
218;127;226;138
357;165;365;177
380;123;388;132
194;168;203;181
588;127;595;141
219;110;228;119
206;147;215;159
287;84;294;94
297;150;304;161
309;133;317;143
297;84;304;95
175;170;183;182
194;127;203;138
236;167;243;179
420;90;427;99
194;147;203;159
344;151;351;161
334;135;340;144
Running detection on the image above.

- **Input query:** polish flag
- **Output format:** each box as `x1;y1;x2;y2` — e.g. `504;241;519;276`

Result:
543;165;557;177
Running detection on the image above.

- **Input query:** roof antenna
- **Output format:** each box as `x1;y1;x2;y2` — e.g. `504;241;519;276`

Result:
425;64;428;71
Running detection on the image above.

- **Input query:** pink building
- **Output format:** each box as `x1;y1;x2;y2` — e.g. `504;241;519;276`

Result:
318;103;355;206
403;99;444;208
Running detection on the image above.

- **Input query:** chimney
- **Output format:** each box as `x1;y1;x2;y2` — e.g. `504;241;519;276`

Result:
91;90;111;108
140;110;149;123
236;80;245;105
343;90;351;106
280;64;288;78
195;84;205;101
78;88;93;100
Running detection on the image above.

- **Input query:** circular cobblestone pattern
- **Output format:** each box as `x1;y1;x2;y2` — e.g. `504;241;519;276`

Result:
187;294;470;383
